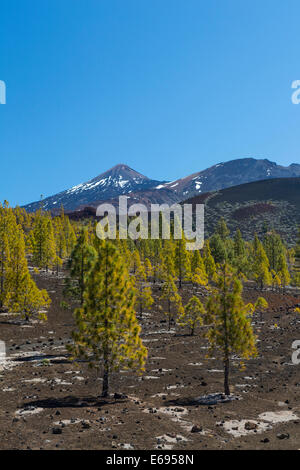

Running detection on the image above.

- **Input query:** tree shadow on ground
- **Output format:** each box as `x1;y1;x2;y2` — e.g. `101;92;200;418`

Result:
22;395;126;409
12;353;72;364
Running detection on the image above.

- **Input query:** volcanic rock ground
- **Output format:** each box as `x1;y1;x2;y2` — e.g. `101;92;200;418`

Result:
0;270;300;450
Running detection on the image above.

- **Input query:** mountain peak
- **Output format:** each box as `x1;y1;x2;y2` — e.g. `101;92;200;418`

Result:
24;164;162;212
98;163;150;181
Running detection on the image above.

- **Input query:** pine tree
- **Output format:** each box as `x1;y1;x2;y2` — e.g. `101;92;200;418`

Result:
210;234;227;264
5;224;50;320
69;241;147;397
134;260;154;318
263;231;286;272
159;239;176;282
53;215;67;261
144;257;153;280
190;250;207;289
131;250;142;274
160;271;184;330
56;206;76;257
44;217;57;271
175;237;191;288
270;269;281;292
178;295;205;335
292;227;300;286
64;216;76;257
31;210;57;270
205;263;267;395
277;252;290;290
65;227;97;304
251;235;272;289
0;202;15;307
216;217;230;241
203;240;216;280
232;229;248;276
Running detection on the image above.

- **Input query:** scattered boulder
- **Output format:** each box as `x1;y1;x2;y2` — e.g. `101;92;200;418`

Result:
191;425;203;433
244;421;258;431
52;427;62;435
277;433;289;440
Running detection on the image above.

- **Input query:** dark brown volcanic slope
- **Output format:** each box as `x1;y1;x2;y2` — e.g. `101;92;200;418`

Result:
184;177;300;243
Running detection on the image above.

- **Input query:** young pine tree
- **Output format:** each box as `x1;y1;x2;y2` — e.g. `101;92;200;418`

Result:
190;250;208;289
134;260;154;318
31;211;56;270
5;224;50;321
232;229;248;277
251;235;272;289
206;263;267;395
175;237;191;288
203;240;216;281
216;217;230;241
160;272;184;330
178;295;205;336
263;231;285;272
65;228;97;305
0;202;15;307
69;241;147;397
277;252;290;291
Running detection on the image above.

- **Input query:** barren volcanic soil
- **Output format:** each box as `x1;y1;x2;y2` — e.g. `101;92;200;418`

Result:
0;270;300;450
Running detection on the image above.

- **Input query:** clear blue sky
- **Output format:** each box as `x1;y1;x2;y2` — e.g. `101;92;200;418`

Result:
1;0;300;206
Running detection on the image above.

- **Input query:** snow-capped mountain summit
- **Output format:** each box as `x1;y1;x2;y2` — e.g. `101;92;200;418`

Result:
24;164;164;212
153;158;300;200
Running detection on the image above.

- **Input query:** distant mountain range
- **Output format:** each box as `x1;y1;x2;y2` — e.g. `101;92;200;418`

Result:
23;158;300;213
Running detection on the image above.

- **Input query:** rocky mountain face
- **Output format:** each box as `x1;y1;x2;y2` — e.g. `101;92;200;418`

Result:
24;164;164;212
23;158;300;213
154;158;300;200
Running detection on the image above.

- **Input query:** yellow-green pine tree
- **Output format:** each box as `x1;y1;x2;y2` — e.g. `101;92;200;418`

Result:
206;263;267;395
160;272;184;330
178;295;205;336
0;202;15;307
5;224;50;320
144;257;153;281
277;252;290;291
175;237;191;288
191;250;207;288
134;260;154;318
44;217;57;271
65;227;97;304
252;235;272;289
69;241;147;397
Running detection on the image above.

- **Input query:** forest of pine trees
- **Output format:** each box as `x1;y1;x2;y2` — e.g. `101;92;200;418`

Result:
2;200;300;396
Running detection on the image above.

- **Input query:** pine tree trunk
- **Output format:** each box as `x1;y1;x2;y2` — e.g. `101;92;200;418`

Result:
224;357;230;396
222;263;230;396
80;248;84;305
102;362;109;398
0;254;4;308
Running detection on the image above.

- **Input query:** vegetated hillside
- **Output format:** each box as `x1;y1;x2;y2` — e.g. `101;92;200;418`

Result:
184;177;300;244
